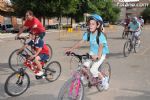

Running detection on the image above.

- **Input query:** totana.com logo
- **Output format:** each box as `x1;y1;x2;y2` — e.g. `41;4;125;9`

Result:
117;0;139;2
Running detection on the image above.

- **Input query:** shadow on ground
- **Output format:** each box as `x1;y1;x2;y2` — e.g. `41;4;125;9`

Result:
107;52;124;59
115;88;150;100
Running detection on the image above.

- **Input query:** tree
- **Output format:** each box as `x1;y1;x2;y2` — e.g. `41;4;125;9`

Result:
10;0;120;24
142;5;150;23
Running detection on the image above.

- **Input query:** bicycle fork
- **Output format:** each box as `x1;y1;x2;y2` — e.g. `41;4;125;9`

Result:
16;68;25;85
69;79;81;98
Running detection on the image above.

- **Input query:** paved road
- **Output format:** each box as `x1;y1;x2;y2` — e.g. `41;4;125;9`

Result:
0;25;150;100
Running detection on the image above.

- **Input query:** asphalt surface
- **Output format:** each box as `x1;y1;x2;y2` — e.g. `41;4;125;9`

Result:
0;26;150;100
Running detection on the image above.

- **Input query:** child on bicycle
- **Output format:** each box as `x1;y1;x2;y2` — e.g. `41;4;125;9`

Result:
128;17;141;45
17;32;49;76
66;14;109;90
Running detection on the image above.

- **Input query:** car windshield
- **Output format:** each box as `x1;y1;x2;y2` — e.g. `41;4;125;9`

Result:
6;24;13;28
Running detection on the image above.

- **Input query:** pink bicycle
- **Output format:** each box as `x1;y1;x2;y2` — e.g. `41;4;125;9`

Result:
58;52;111;100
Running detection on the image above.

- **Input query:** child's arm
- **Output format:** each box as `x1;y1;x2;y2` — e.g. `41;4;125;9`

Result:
33;48;42;58
66;40;85;52
17;44;28;54
98;44;103;59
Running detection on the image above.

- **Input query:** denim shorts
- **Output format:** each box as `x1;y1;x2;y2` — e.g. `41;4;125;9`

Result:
39;54;49;61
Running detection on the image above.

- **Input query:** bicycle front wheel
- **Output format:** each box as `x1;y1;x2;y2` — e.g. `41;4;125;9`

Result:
70;56;80;72
45;61;61;82
8;49;27;71
97;62;111;91
123;41;132;57
122;31;125;39
46;44;53;61
58;78;84;100
4;72;30;96
134;40;140;53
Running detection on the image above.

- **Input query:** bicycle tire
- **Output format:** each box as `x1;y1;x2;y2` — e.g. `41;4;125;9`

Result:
96;62;111;92
46;44;53;61
45;61;61;82
123;40;131;57
8;49;27;72
122;31;125;39
58;78;84;100
4;71;30;96
70;56;80;72
134;40;140;53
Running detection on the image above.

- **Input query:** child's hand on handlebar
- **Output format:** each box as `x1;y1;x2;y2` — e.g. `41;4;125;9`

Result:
91;55;99;61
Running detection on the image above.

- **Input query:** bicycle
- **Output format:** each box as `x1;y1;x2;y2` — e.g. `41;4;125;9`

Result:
58;52;111;100
123;31;141;57
5;53;61;96
8;36;53;72
122;30;132;39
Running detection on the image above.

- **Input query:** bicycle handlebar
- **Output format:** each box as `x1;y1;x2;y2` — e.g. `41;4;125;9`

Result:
65;52;92;61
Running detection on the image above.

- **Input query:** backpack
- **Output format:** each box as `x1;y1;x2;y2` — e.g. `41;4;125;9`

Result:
87;32;101;45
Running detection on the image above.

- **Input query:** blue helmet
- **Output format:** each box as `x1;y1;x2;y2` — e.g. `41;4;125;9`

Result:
90;14;103;23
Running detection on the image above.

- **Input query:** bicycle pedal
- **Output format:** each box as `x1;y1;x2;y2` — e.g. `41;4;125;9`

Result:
35;75;42;80
88;82;92;88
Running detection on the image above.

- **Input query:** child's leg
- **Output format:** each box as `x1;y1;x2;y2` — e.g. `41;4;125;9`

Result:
90;55;106;79
34;56;42;71
81;59;92;78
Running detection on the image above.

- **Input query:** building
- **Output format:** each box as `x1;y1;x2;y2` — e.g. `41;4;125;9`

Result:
0;0;18;28
113;0;150;20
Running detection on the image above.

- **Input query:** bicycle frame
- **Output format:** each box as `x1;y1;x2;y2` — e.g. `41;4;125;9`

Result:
69;72;81;97
23;58;46;74
67;52;102;87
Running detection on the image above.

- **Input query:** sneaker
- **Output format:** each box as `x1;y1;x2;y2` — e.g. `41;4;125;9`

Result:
102;76;109;90
35;71;44;76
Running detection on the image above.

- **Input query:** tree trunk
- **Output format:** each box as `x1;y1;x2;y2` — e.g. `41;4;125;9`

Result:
71;17;73;28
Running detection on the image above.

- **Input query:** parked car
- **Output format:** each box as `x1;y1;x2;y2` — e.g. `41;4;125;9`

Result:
1;24;19;33
103;21;110;27
1;24;14;32
45;24;59;30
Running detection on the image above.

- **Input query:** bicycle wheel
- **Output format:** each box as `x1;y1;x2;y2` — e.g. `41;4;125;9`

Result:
58;78;84;100
96;62;111;91
122;31;125;39
123;40;132;57
134;40;140;53
46;44;53;61
45;61;61;82
70;56;80;72
8;49;27;71
4;71;30;96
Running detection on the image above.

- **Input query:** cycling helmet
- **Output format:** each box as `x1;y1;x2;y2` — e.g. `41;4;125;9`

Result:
132;17;138;22
89;14;103;23
139;16;142;18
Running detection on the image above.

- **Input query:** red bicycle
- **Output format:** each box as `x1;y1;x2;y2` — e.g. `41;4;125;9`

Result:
4;53;61;96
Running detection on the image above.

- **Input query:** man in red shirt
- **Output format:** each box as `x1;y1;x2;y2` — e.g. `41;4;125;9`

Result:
16;10;46;39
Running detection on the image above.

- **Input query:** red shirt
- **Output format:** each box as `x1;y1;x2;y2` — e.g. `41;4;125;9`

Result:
24;17;45;35
39;44;49;55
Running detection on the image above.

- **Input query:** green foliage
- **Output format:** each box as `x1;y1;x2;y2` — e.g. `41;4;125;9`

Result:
10;0;120;23
142;5;150;23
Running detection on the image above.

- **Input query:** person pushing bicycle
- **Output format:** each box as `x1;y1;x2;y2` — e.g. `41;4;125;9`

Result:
15;10;46;40
66;14;109;90
17;32;49;76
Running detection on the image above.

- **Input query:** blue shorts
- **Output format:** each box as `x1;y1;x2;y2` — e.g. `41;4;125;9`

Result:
39;54;49;61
